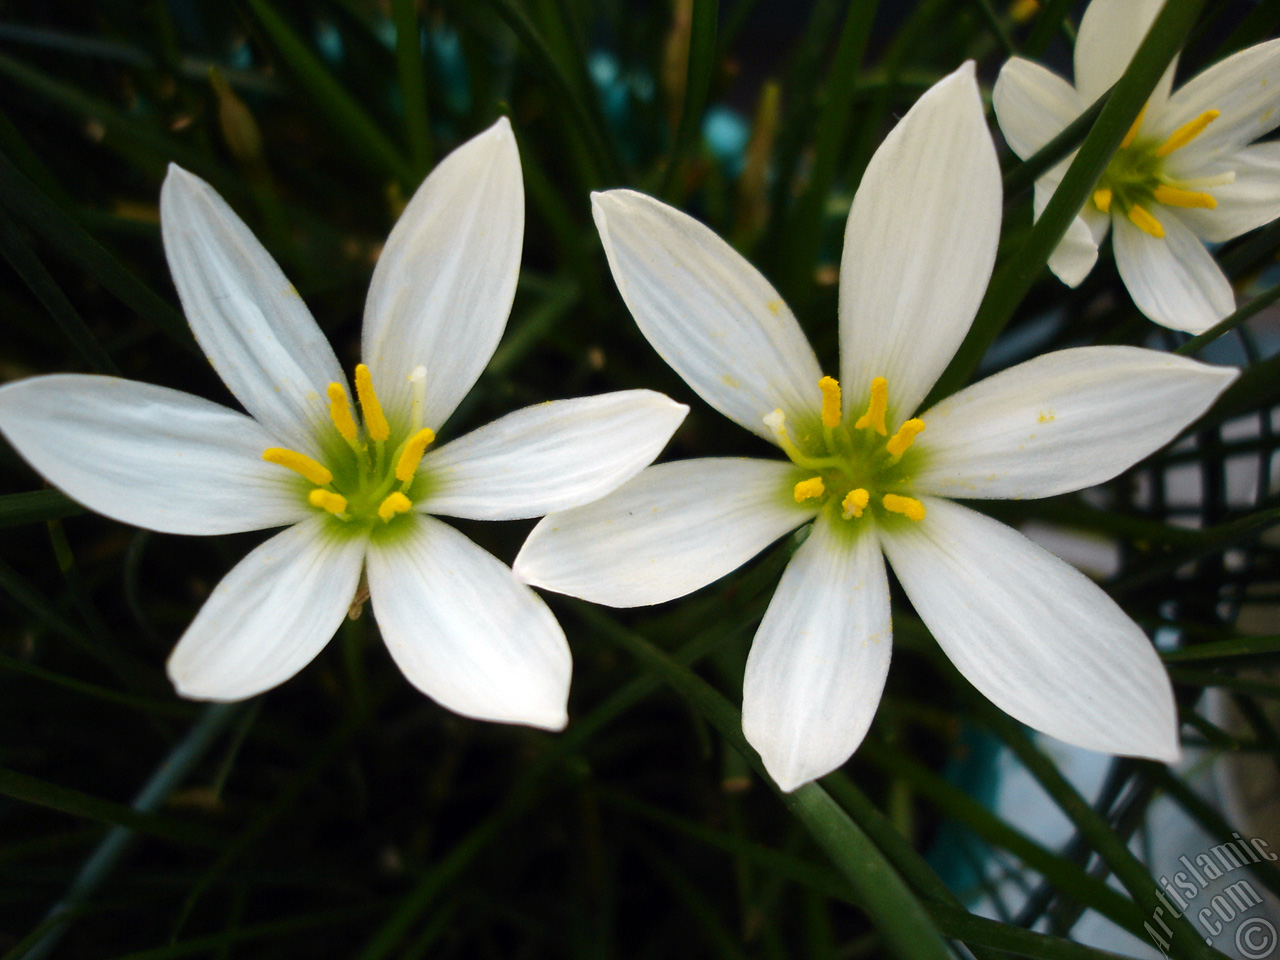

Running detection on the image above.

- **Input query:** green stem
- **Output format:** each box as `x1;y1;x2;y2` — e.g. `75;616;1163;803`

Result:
1174;281;1280;356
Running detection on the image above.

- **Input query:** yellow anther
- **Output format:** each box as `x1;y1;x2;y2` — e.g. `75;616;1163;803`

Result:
354;364;389;442
309;488;348;516
886;418;926;458
1119;104;1147;150
263;448;333;486
1093;188;1112;213
377;491;413;522
882;494;926;522
854;377;888;436
327;382;358;443
1127;204;1165;238
1153;185;1217;209
841;488;870;520
793;477;825;502
395;428;436;483
1155;109;1220;157
818;376;842;429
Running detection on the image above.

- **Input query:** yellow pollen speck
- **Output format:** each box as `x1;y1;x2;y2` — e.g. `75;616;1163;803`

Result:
882;494;925;522
263;447;332;486
1037;411;1055;423
794;477;825;502
719;373;741;389
377;491;413;522
1153;185;1217;209
395;428;436;483
886;418;925;457
841;488;870;519
354;364;390;442
327;382;358;443
1127;204;1165;238
1155;109;1220;157
818;376;842;429
309;488;348;516
767;299;782;315
854;377;888;436
1093;188;1112;213
1120;104;1147;150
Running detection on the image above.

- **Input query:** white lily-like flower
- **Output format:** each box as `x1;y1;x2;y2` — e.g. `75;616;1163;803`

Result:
514;65;1238;789
993;0;1280;332
0;119;687;729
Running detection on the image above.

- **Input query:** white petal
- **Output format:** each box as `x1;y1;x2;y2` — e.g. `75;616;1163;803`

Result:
837;62;1001;425
1033;162;1111;288
167;518;365;700
1152;39;1280;167
0;374;311;535
1112;209;1235;332
362;118;523;431
993;58;1083;159
1173;142;1280;243
1073;0;1167;104
742;514;891;792
591;189;823;443
161;166;342;457
514;458;815;607
367;515;570;729
880;499;1179;762
914;346;1238;499
418;390;687;520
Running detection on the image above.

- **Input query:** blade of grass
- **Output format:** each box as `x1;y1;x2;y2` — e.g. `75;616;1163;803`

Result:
1162;635;1280;663
929;0;1211;405
659;0;717;198
1174;281;1280;356
392;0;432;176
1003;91;1106;200
245;0;414;187
0;491;82;527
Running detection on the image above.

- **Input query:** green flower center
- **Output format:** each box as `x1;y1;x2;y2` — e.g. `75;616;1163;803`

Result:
768;375;927;528
262;363;436;532
1092;106;1226;239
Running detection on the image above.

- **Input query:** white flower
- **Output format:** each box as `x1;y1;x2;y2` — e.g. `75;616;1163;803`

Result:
513;65;1238;789
993;0;1280;332
0;119;687;729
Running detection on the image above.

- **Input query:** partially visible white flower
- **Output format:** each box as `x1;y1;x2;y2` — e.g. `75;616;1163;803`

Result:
993;0;1280;332
0;119;687;728
514;64;1238;790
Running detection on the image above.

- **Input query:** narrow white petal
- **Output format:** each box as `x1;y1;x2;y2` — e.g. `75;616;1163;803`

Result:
1113;210;1235;332
1173;142;1280;243
914;346;1238;499
591;189;823;443
881;499;1180;762
167;518;365;700
419;391;687;520
993;58;1083;159
1073;0;1167;104
1152;39;1280;167
514;458;815;607
0;374;311;535
838;62;1001;424
161;166;341;456
1033;163;1109;287
367;516;570;729
742;515;891;792
362;118;524;431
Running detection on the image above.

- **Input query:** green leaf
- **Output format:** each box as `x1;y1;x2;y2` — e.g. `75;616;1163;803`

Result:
0;490;83;528
392;0;433;177
1174;281;1280;356
1162;635;1280;663
660;0;718;198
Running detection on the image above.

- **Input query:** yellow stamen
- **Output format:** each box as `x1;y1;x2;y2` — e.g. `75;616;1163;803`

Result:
1119;104;1147;150
354;364;390;442
882;494;926;522
1093;188;1112;213
309;488;348;516
1155;109;1220;157
841;488;870;520
885;418;925;458
793;477;825;502
327;382;358;443
818;376;842;429
1153;185;1217;209
854;377;888;436
263;448;333;486
395;428;436;483
377;491;413;522
1127;203;1165;238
